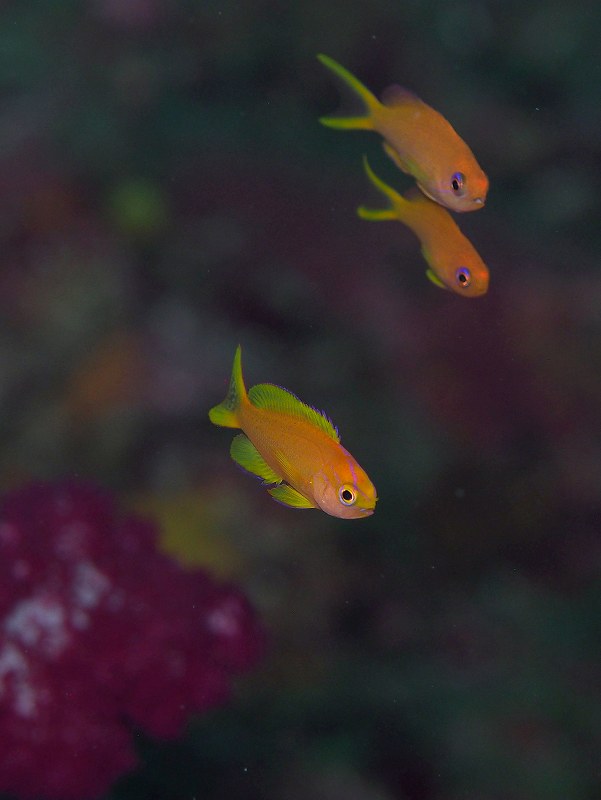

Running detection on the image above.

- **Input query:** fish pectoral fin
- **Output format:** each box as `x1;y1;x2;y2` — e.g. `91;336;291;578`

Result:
425;269;448;290
268;483;316;509
382;141;411;175
273;448;294;476
230;434;282;484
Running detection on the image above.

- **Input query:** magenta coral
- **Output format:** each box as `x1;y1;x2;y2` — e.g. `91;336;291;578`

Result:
0;480;265;799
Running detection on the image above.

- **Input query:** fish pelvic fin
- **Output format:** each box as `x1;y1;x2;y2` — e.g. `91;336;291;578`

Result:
358;156;404;222
317;53;378;131
268;483;316;509
208;345;247;428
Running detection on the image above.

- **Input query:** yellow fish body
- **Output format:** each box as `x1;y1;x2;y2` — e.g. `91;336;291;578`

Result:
318;54;488;213
209;347;377;519
359;157;489;297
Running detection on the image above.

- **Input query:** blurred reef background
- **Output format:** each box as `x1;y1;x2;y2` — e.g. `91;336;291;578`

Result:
1;1;601;798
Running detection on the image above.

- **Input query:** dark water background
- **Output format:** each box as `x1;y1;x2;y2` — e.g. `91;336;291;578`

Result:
1;1;600;798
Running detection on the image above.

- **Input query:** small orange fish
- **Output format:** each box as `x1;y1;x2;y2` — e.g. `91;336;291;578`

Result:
318;54;488;213
359;157;489;297
209;347;377;519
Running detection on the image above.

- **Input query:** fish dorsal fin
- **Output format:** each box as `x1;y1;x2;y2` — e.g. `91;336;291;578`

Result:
249;383;340;442
380;84;419;107
230;433;282;485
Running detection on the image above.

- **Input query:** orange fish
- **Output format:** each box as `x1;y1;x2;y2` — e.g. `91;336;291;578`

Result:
209;347;377;519
318;53;488;213
359;157;489;297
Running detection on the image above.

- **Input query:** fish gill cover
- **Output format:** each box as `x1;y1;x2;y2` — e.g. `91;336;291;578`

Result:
0;480;265;800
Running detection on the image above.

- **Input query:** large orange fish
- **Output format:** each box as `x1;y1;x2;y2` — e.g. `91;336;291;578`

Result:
209;347;377;519
359;157;489;297
318;53;488;213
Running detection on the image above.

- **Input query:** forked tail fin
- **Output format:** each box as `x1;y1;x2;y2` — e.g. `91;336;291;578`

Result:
317;54;379;131
357;156;403;222
208;345;247;428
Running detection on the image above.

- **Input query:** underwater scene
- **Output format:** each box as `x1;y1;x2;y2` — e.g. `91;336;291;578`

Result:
0;1;600;798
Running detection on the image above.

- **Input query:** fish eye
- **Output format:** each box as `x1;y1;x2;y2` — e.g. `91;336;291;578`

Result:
338;485;357;506
456;267;471;288
451;172;465;194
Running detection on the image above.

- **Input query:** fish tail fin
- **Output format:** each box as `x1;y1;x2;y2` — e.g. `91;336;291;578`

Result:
208;345;247;428
357;156;404;221
357;206;398;221
317;54;379;130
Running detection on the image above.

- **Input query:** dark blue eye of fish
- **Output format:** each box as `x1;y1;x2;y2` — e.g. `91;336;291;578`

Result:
451;172;465;194
339;485;357;505
456;267;471;288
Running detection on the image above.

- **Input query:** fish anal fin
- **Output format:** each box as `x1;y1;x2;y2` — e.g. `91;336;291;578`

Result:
249;383;340;442
230;433;282;484
268;483;316;509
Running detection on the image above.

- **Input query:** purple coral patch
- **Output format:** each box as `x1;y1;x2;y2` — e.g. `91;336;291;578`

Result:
0;480;265;800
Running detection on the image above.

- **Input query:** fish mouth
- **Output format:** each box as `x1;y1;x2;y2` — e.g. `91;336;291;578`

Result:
360;507;375;516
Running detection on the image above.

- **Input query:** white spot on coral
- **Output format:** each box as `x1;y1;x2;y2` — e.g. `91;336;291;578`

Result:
0;641;37;718
72;561;111;609
206;598;241;639
4;596;70;658
0;642;28;687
